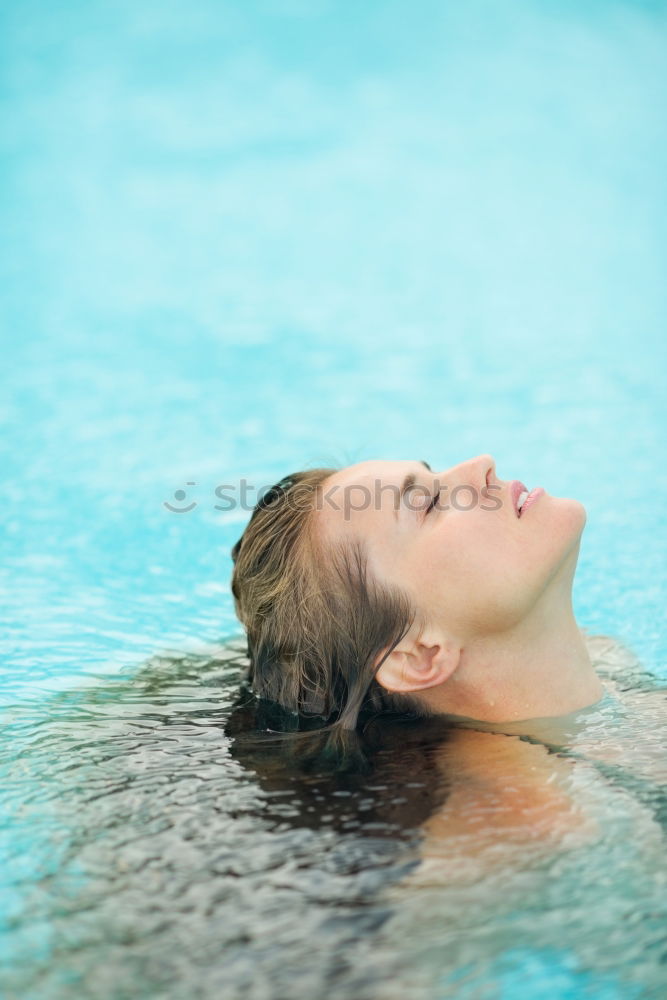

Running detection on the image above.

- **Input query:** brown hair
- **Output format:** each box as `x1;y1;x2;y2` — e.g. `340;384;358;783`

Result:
230;467;427;758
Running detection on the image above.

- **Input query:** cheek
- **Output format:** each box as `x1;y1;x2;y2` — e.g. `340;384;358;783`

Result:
420;505;579;632
418;516;523;628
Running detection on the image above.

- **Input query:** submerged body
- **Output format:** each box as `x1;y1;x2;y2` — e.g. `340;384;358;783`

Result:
408;632;666;880
377;644;667;999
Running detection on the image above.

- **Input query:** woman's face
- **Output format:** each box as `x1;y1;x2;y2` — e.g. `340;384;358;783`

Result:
317;454;586;642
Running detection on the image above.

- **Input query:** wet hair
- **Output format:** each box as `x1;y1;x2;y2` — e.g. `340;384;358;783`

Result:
226;686;453;832
230;467;430;766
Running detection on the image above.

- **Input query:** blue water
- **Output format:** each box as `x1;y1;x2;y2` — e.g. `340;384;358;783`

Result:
2;1;666;997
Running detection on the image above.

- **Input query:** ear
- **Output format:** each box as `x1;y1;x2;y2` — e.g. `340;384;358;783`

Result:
374;636;460;694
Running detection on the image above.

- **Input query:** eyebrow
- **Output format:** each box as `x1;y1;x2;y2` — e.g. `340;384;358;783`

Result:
393;460;432;521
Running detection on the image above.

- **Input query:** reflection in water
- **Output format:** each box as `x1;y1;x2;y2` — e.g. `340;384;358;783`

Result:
1;641;451;999
1;638;666;999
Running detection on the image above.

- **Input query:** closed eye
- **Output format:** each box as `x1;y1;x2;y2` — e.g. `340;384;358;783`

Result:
423;490;440;519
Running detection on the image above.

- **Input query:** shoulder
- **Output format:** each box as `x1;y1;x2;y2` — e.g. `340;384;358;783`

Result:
415;728;596;875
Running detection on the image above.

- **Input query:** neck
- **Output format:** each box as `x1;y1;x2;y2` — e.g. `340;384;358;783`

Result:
423;565;604;724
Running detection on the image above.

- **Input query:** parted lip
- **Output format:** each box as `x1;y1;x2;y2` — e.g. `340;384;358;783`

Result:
510;480;528;518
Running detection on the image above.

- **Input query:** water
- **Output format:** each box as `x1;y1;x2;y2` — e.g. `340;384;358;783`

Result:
1;0;666;996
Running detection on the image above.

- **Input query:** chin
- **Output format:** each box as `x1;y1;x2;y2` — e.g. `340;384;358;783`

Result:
553;495;587;543
536;495;586;588
568;496;587;528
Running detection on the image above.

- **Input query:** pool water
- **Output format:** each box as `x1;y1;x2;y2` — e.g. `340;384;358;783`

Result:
2;640;666;999
1;0;666;997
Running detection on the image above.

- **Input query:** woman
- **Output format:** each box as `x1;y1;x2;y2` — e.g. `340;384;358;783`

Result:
230;458;666;987
230;453;604;741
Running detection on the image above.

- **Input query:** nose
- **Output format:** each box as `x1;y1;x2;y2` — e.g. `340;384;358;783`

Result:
442;454;496;489
475;453;496;487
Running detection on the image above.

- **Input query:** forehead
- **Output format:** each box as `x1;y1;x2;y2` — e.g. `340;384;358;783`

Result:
325;459;425;502
317;459;426;540
330;459;413;487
